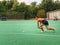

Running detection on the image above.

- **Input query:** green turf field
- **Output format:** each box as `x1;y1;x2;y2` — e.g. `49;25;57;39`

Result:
0;20;60;45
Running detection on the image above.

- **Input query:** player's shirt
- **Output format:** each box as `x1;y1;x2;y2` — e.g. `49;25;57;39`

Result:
37;18;44;22
37;18;49;25
37;18;44;24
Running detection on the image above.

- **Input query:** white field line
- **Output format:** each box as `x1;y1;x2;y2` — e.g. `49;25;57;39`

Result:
0;33;60;37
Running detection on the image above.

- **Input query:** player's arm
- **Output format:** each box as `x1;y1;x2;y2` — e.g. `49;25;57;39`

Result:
37;21;40;28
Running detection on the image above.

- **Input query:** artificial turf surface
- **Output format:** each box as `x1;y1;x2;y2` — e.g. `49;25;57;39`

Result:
0;20;60;45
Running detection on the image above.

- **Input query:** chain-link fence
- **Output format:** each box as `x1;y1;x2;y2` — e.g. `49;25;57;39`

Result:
0;12;25;20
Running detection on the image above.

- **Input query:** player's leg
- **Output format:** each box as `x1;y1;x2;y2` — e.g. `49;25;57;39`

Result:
40;25;44;32
46;25;55;30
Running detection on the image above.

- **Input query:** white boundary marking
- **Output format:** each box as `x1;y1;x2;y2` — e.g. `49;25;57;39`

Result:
0;33;60;37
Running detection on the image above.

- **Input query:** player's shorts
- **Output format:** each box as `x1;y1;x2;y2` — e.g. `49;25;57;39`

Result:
42;20;49;25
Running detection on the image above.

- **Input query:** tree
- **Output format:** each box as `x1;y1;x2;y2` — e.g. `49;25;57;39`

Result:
25;5;33;19
39;0;54;12
31;2;37;18
39;0;60;12
37;9;46;18
11;0;19;11
53;2;60;10
15;2;26;12
0;2;6;12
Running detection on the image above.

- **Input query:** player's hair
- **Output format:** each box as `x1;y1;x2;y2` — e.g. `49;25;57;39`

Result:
36;16;40;18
